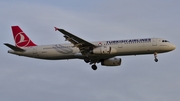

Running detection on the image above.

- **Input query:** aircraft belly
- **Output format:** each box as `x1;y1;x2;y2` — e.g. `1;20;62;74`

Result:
116;43;157;56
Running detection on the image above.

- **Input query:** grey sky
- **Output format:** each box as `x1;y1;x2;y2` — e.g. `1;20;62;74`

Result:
0;0;179;101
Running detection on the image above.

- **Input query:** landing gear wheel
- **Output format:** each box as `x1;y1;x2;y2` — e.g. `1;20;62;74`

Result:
154;52;158;62
91;65;97;70
84;57;90;63
154;58;158;62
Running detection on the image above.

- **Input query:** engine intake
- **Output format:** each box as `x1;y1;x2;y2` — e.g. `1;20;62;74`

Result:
101;58;122;66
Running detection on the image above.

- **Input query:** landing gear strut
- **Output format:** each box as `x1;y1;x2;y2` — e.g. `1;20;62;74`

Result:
91;64;97;70
154;52;158;62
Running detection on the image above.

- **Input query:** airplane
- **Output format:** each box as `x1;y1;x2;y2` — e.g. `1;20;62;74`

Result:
4;26;176;70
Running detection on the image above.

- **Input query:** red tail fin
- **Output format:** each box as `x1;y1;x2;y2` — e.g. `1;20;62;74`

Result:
11;26;37;47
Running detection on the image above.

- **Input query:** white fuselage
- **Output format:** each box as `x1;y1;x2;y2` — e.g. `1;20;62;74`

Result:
8;38;176;60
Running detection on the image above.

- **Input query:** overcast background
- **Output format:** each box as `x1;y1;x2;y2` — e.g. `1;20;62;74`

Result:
0;0;179;101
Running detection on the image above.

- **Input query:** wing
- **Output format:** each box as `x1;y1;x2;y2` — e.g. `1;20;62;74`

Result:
55;27;96;55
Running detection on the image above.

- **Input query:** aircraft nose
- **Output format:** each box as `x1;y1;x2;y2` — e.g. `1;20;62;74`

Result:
170;44;176;50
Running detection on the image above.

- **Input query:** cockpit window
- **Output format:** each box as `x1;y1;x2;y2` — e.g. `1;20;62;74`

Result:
162;40;170;42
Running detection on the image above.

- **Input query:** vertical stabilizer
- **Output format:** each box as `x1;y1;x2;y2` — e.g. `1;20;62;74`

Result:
11;26;37;47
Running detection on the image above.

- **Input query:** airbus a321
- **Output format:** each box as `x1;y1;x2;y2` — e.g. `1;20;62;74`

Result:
4;26;176;70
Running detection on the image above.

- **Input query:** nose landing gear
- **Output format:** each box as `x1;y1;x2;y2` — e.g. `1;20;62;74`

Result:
154;52;158;62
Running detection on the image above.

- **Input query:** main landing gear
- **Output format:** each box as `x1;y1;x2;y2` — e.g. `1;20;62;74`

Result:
154;52;158;62
84;57;90;63
84;57;98;70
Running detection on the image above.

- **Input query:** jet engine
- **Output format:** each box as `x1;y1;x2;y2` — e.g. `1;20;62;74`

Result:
101;58;122;66
92;46;117;54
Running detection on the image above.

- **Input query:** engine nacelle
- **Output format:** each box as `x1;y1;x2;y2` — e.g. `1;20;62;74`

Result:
92;46;117;54
101;58;122;66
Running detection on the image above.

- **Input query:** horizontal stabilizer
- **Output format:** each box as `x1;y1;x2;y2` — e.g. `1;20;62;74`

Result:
4;43;25;52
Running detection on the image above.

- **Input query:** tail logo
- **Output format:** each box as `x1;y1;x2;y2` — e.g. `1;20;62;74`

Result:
15;32;30;47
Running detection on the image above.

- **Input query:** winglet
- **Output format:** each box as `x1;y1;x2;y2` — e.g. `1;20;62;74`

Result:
54;27;59;31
